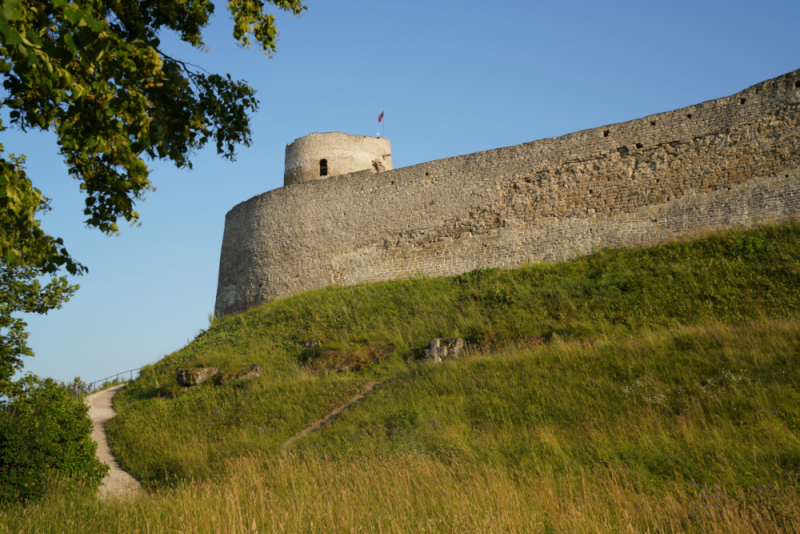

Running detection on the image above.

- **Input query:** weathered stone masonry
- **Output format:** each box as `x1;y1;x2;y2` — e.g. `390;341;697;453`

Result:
215;69;800;317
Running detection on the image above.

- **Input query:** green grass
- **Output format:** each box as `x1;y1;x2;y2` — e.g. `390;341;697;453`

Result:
298;320;800;489
106;222;800;486
5;222;800;532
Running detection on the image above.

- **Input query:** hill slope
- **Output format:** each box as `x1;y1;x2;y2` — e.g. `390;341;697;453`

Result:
105;222;800;477
26;221;790;532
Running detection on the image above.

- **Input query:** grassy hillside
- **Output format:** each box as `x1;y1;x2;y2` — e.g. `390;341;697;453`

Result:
3;320;799;532
105;222;800;484
3;222;800;532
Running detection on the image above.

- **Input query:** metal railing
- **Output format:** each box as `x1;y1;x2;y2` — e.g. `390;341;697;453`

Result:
87;367;141;392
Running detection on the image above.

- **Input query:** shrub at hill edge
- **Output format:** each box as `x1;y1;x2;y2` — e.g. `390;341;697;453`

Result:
0;376;107;504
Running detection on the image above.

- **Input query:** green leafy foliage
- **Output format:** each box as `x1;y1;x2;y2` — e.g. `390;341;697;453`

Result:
1;0;305;254
0;151;81;275
0;262;76;394
0;376;108;503
0;156;86;506
0;154;78;396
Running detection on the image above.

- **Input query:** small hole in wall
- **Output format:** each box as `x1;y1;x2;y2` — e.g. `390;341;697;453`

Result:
795;81;800;89
603;130;610;137
635;143;643;149
425;172;430;176
650;121;656;126
686;113;692;119
391;181;395;185
740;98;746;105
320;159;328;176
258;283;263;287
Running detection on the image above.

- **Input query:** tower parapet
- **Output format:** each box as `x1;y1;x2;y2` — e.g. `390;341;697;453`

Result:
284;132;392;186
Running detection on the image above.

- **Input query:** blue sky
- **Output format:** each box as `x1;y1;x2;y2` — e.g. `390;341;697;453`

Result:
6;0;799;384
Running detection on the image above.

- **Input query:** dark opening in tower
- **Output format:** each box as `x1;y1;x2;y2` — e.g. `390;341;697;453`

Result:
320;159;328;176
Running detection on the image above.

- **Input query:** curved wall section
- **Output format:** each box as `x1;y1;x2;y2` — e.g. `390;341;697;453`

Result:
284;132;392;186
216;69;800;318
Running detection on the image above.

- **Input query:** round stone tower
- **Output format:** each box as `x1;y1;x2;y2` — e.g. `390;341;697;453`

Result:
284;132;392;186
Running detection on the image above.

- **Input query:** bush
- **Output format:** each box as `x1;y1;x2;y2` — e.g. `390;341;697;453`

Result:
0;376;108;503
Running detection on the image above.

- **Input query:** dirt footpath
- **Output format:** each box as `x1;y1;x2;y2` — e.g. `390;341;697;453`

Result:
85;384;144;500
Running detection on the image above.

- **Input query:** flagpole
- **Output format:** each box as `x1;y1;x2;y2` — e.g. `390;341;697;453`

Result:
382;105;385;138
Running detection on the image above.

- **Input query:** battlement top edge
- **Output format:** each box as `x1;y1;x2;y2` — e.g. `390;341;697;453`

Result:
286;131;390;147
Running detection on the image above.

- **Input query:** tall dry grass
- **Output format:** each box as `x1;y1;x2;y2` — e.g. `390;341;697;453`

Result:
2;454;797;533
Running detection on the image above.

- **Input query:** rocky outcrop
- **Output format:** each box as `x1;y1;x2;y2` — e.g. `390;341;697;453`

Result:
176;367;219;387
423;338;465;363
177;364;264;387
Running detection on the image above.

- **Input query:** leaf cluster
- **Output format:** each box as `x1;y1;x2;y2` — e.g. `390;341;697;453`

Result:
0;375;108;503
0;0;305;240
0;261;77;395
0;153;79;394
0;149;81;270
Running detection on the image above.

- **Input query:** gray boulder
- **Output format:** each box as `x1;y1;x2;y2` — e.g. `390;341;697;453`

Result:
423;338;465;363
176;367;219;387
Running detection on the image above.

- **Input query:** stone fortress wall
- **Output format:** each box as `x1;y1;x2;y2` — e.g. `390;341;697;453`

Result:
284;132;392;185
216;69;800;318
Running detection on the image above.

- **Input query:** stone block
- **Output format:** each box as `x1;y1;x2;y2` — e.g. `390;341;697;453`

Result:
423;338;466;363
176;367;219;387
